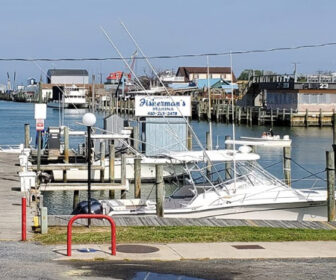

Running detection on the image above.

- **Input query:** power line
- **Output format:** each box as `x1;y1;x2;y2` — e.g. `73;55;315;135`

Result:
0;42;336;62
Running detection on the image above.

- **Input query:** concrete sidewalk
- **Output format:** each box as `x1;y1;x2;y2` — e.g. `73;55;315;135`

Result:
53;241;336;261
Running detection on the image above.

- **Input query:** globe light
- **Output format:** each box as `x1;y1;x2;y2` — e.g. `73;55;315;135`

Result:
82;113;96;127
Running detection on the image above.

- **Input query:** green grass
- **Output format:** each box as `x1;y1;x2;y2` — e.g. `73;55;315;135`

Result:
33;226;336;245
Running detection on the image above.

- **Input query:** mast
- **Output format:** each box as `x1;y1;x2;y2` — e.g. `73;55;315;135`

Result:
207;56;212;150
230;52;237;190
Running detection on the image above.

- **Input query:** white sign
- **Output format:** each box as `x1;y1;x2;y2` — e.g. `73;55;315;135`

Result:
34;104;47;120
36;119;44;131
135;96;191;117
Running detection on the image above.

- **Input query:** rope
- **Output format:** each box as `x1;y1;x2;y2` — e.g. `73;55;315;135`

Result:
290;158;326;181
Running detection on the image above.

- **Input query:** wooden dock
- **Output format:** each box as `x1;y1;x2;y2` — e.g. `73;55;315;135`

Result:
0;153;33;240
48;215;336;230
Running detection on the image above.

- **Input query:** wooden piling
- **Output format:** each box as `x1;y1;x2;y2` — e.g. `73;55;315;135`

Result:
270;108;273;127
283;147;291;187
24;124;30;148
319;108;323;127
109;143;115;199
290;108;293;127
282;108;286;121
120;154;127;199
187;125;193;150
305;109;309;127
246;107;249;125
258;107;261;125
249;107;253;125
326;150;335;221
134;157;141;199
238;107;241;125
225;135;232;179
226;104;229;123
63;126;69;182
100;141;105;183
73;190;79;210
155;164;164;217
133;126;139;151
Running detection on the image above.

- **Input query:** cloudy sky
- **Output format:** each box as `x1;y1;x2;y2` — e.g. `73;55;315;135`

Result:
1;0;336;84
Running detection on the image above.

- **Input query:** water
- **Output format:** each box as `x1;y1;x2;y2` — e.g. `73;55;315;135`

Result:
0;100;333;214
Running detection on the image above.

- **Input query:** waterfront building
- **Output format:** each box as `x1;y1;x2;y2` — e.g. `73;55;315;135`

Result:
46;69;89;84
176;67;236;83
239;73;336;111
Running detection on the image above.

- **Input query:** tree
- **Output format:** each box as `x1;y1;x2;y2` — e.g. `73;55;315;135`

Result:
238;69;264;80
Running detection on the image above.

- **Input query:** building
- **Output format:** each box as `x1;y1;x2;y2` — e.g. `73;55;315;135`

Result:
47;69;89;84
239;74;336;112
176;67;236;83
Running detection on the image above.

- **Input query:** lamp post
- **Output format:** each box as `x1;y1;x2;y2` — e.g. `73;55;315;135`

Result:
82;113;96;222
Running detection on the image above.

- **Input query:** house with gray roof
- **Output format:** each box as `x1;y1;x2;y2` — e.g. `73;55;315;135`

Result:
47;69;89;84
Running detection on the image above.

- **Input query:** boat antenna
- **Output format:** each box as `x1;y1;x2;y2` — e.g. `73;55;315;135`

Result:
230;51;237;191
207;56;213;150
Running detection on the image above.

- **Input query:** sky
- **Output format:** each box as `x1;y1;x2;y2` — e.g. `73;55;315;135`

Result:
1;0;336;85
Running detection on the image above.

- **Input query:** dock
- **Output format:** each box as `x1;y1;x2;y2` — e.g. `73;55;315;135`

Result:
0;153;33;240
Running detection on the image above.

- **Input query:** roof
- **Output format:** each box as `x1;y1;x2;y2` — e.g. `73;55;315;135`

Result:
47;69;88;77
176;67;236;82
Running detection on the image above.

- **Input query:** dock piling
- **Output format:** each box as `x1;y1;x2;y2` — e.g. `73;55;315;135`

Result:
134;157;141;199
63;126;69;182
155;164;164;217
225;135;232;179
24;124;30;148
283;147;291;187
326;150;335;221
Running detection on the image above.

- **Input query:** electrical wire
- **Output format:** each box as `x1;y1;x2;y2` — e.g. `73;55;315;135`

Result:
1;42;336;62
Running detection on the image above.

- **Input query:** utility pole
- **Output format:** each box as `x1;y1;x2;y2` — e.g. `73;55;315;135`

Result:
36;78;43;186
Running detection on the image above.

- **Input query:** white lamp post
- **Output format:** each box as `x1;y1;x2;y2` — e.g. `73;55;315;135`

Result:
82;113;96;220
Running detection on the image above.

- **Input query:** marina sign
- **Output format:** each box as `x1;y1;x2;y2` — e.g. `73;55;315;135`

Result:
135;96;191;117
36;119;44;131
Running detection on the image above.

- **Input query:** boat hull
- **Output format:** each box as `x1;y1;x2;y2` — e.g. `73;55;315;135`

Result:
52;161;185;182
106;200;327;221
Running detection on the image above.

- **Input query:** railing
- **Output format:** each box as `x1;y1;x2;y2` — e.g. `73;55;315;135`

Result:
67;214;116;256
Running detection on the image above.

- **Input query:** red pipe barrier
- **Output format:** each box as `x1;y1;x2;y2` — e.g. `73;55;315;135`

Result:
67;214;116;257
21;197;26;241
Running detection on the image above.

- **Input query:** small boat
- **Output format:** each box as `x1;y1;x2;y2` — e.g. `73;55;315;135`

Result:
225;133;292;148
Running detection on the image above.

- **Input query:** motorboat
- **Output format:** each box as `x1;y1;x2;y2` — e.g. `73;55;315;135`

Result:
226;134;292;148
101;146;327;221
51;154;187;182
47;85;88;109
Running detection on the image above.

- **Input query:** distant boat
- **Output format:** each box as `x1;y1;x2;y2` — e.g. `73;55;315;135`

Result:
47;85;88;109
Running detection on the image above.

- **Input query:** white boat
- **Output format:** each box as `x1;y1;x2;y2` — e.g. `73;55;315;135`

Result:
51;155;187;182
226;135;292;147
0;144;24;153
47;85;88;109
101;147;327;221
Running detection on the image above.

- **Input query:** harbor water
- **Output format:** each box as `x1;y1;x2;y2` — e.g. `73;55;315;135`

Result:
0;100;332;214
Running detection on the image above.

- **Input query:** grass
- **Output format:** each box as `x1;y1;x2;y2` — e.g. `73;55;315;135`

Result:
33;226;336;245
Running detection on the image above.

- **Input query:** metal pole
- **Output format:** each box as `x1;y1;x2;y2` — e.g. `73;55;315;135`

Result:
36;79;43;186
92;74;95;112
326;150;335;221
109;142;115;198
120;154;127;199
21;197;26;241
156;164;164;217
87;126;92;225
100;141;105;182
332;113;336;166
